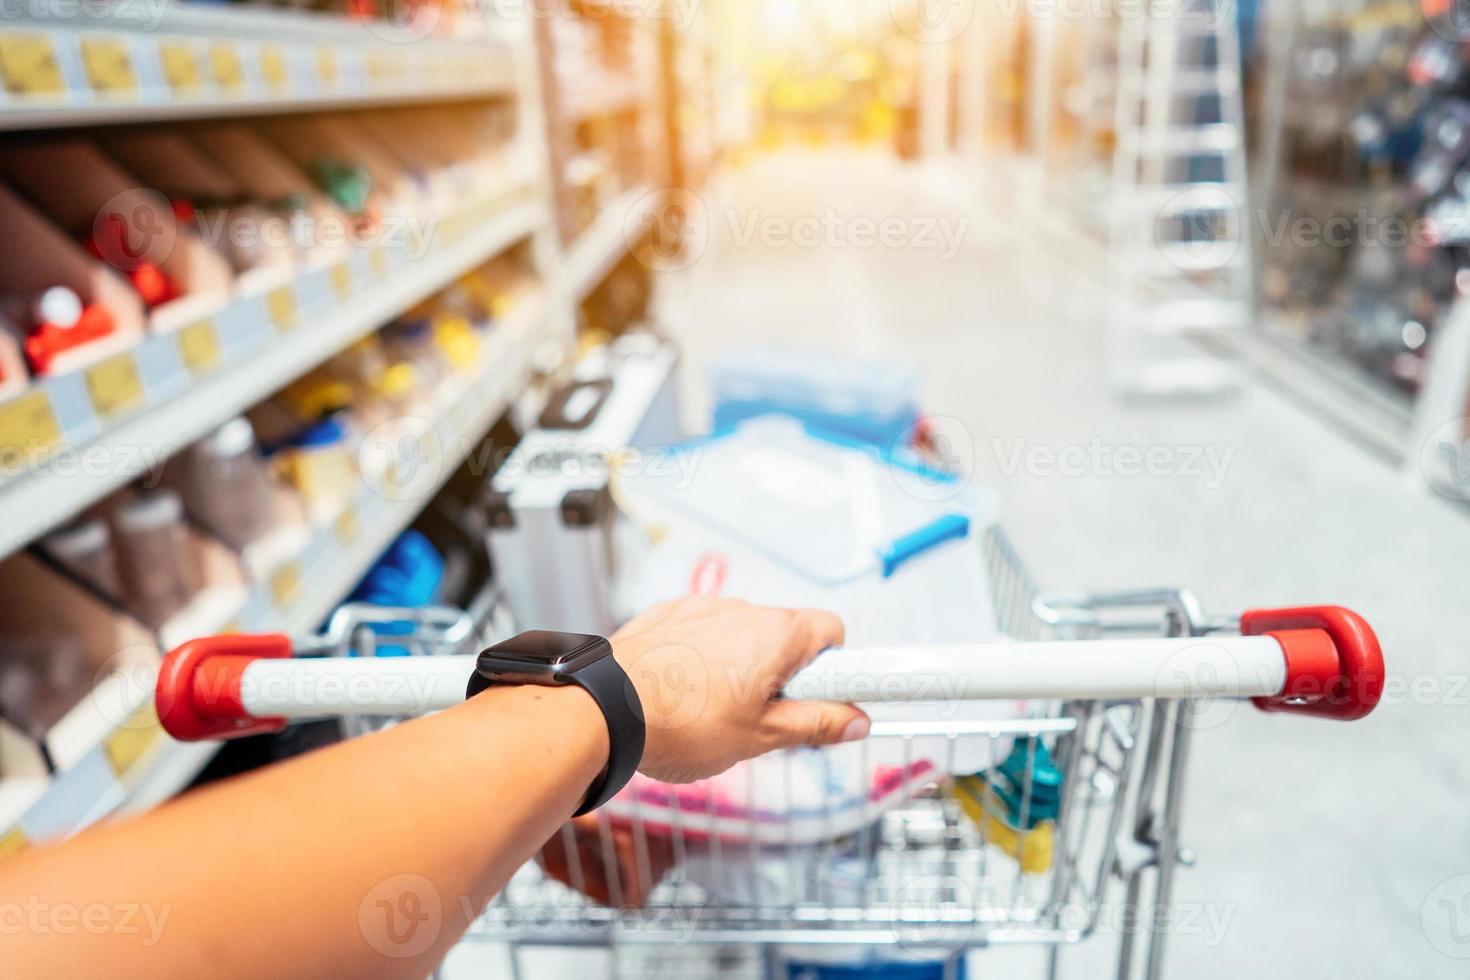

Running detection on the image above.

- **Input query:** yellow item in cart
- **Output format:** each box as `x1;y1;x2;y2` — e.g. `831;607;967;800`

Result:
433;314;480;371
952;775;1055;874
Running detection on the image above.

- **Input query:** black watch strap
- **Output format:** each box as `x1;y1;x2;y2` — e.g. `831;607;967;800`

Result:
466;648;644;817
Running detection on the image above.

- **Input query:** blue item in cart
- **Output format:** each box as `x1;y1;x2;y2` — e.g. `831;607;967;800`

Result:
709;346;922;450
345;530;445;657
783;958;967;980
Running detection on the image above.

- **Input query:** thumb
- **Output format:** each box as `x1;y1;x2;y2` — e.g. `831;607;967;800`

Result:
763;700;871;750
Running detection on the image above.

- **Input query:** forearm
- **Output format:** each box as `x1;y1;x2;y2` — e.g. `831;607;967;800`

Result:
0;684;607;980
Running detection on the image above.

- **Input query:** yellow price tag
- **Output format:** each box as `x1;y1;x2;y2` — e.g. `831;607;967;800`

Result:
80;36;137;95
158;41;202;92
84;353;146;421
210;43;244;92
0;827;29;862
176;319;221;378
258;45;287;92
0;33;64;96
270;561;301;610
0;390;63;465
265;286;298;332
370;247;389;280
366;50;387;85
334;506;359;545
314;46;337;86
329;262;353;301
103;704;162;778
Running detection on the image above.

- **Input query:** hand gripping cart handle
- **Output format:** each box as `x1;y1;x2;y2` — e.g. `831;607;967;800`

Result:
154;604;1385;742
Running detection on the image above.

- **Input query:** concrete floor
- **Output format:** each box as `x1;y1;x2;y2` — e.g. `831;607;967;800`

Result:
454;148;1470;978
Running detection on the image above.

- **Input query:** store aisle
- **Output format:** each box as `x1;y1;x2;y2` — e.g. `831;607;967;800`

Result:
652;148;1470;979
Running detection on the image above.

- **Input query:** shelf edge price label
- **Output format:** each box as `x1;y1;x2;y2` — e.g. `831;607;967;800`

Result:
258;44;288;93
269;561;302;611
103;704;162;778
210;42;244;93
84;353;146;422
369;247;390;281
314;45;337;87
177;319;222;378
334;505;359;546
0;390;63;472
158;40;203;93
329;261;353;302
0;33;65;97
0;827;29;863
266;286;299;332
79;35;137;96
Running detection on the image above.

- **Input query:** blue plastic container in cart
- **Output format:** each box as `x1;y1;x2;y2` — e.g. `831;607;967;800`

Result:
782;957;967;980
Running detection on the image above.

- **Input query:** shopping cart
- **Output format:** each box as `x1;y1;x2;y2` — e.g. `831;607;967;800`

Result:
153;527;1383;979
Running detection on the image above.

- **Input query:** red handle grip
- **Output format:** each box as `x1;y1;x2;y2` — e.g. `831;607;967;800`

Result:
1242;606;1384;721
156;634;293;741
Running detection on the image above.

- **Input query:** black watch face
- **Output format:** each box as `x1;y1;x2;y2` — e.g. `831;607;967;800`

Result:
483;631;608;671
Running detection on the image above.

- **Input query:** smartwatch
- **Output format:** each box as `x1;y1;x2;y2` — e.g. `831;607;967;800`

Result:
466;631;644;817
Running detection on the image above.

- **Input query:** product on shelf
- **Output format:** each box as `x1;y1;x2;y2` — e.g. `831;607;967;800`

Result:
112;489;204;629
101;132;298;283
39;517;124;600
181;418;278;551
0;140;234;332
274;417;357;516
0;286;118;377
0;179;144;373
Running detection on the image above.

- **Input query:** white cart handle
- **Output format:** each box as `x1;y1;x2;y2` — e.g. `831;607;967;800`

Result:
155;605;1384;742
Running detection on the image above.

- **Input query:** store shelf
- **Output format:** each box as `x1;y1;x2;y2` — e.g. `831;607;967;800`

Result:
0;2;516;131
0;295;552;851
0;191;545;563
563;183;657;301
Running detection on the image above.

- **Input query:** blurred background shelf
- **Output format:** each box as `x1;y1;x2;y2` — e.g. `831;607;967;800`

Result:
562;183;656;302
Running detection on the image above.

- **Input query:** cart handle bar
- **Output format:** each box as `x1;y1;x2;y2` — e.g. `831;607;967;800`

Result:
155;605;1384;741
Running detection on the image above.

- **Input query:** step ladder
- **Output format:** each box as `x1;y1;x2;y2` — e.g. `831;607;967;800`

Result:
1105;0;1254;396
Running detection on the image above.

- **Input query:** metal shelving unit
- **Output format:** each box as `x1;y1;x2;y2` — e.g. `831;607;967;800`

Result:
0;1;517;130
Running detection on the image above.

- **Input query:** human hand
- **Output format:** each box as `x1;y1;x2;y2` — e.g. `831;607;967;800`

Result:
610;596;870;783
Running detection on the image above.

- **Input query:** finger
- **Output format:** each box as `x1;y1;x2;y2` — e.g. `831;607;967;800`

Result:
761;700;870;750
775;608;845;674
